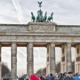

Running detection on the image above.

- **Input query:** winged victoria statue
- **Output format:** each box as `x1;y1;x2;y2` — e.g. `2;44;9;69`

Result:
31;2;54;22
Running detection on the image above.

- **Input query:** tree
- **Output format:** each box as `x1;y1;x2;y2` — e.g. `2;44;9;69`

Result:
36;68;46;76
56;62;61;73
2;63;10;77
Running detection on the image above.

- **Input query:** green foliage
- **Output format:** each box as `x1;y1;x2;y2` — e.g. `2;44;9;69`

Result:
2;63;10;77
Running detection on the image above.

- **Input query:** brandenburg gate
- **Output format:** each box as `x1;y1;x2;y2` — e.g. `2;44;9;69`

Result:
0;22;80;80
0;2;80;80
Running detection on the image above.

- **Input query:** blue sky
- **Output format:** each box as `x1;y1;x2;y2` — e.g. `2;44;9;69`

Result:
0;0;79;76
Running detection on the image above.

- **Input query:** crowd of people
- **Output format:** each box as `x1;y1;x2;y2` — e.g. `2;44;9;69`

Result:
2;72;80;80
29;72;80;80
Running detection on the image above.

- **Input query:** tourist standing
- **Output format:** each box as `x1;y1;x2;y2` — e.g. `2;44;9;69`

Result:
47;74;54;80
63;72;67;78
63;72;74;80
59;73;63;80
40;75;44;80
30;74;39;80
73;73;79;80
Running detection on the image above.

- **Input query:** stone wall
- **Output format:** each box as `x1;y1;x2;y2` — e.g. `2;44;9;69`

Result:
0;23;80;33
0;24;28;32
56;25;80;33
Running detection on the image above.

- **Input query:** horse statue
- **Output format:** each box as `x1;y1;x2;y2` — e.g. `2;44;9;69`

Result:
48;12;53;22
31;12;35;22
43;12;47;22
36;10;43;22
36;12;40;22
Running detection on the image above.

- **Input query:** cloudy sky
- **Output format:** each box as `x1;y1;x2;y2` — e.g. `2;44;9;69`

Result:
0;0;80;25
0;0;79;76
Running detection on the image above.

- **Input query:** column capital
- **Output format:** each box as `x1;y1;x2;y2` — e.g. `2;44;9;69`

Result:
11;42;16;43
11;42;17;57
11;42;17;45
27;42;33;44
47;43;55;47
66;43;71;49
11;42;17;47
50;43;55;48
66;42;71;44
27;42;33;48
50;42;55;44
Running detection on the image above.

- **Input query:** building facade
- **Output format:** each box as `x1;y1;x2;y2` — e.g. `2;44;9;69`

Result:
0;22;80;80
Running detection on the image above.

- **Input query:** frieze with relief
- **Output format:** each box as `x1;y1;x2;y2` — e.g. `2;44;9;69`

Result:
0;36;79;41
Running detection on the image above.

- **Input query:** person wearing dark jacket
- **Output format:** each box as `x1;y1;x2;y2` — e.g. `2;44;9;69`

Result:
63;72;74;80
63;72;67;78
40;75;44;80
59;73;63;80
47;74;54;80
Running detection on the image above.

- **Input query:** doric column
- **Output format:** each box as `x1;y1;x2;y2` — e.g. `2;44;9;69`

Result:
11;42;17;80
49;43;55;74
75;44;80;74
0;44;1;80
46;44;50;75
61;44;66;73
65;43;72;72
27;42;33;78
